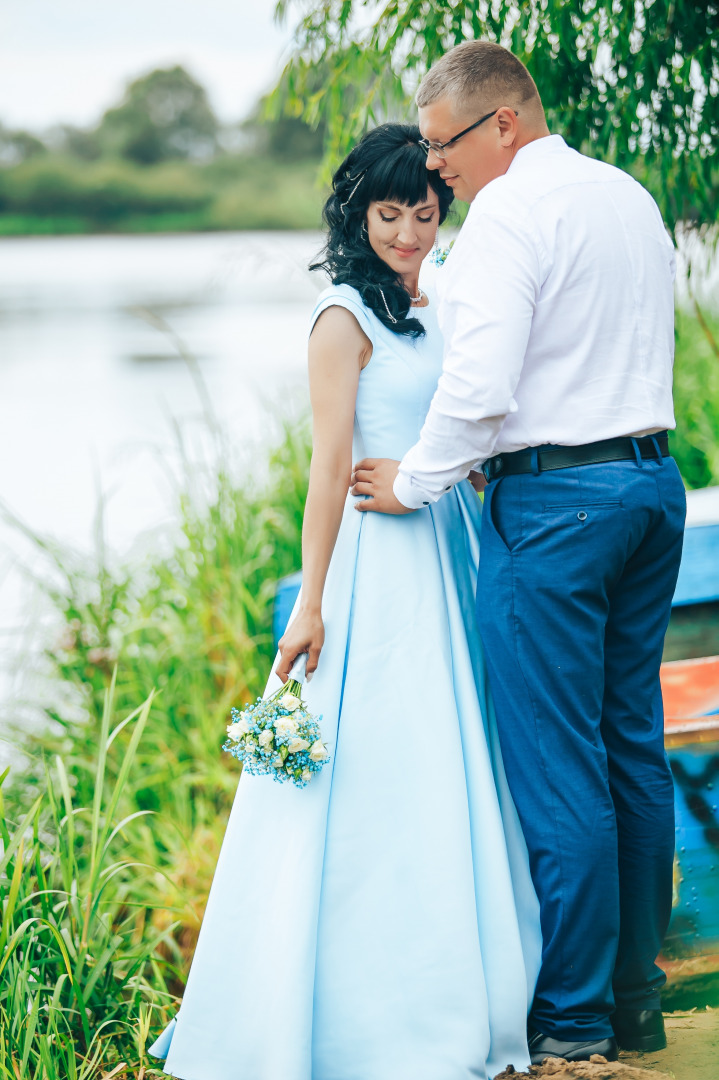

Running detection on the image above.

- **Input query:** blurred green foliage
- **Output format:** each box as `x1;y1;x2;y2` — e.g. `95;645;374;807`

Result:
274;0;718;234
0;122;47;166
0;154;323;233
0;65;325;234
670;305;719;489
0;158;210;222
96;66;219;165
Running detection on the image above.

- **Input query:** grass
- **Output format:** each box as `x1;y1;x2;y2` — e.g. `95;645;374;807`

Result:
0;681;178;1079
4;411;311;954
2;413;312;1076
1;305;717;1075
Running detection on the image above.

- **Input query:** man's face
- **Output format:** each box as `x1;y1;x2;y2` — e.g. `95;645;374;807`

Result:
419;97;514;202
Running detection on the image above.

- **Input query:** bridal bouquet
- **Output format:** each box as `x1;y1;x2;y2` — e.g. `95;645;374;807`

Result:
223;654;330;788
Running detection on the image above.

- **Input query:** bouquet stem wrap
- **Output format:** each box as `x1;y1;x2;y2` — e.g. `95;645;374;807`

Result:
284;651;308;699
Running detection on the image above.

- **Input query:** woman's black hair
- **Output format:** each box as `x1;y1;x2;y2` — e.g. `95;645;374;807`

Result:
310;123;454;337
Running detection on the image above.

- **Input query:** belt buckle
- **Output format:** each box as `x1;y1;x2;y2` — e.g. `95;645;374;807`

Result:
483;455;503;481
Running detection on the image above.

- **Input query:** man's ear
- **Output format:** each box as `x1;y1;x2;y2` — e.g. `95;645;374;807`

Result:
497;107;520;146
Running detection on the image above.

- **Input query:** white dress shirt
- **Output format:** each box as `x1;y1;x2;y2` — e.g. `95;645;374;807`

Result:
394;134;677;510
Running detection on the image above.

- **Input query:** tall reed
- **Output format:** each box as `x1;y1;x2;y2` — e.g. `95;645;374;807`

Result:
0;679;176;1079
5;416;312;961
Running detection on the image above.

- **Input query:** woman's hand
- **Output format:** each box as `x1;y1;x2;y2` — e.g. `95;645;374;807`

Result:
276;608;325;683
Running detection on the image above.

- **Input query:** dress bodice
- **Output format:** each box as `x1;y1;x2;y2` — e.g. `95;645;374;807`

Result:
310;284;444;462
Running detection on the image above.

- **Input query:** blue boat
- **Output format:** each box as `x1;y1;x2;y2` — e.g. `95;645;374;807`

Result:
661;486;719;982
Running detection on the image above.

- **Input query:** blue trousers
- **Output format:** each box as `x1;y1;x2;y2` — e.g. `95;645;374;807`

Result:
477;453;686;1040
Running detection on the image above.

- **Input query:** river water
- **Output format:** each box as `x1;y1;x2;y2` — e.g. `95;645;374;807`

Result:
0;231;330;726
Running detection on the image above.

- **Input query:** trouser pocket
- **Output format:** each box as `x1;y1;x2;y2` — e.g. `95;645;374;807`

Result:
484;476;523;554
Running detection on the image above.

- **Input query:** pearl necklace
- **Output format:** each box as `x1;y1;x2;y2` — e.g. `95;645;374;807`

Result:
409;288;425;304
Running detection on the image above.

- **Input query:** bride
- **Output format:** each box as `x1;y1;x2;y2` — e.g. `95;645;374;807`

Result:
150;123;541;1080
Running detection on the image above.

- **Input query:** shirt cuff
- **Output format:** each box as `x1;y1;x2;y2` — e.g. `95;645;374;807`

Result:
393;471;434;510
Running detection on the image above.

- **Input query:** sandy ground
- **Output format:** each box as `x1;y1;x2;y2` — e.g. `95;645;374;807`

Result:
494;1008;719;1080
635;1009;719;1080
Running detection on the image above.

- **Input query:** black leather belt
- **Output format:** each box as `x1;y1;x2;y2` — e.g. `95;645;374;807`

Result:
482;432;670;482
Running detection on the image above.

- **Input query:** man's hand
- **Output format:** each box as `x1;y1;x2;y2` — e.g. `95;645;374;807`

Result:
351;458;415;515
467;469;487;494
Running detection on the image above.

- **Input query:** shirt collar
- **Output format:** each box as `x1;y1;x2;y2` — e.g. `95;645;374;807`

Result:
507;133;567;173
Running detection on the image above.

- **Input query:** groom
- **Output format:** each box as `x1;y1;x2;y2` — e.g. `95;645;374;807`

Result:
351;41;686;1066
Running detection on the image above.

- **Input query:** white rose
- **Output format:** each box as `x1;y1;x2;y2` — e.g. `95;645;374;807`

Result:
271;754;284;769
309;740;329;762
226;720;248;741
258;729;274;749
275;716;298;738
287;737;310;754
302;768;312;783
280;693;301;712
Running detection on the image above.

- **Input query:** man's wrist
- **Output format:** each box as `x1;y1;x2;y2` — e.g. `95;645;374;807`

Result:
393;471;433;511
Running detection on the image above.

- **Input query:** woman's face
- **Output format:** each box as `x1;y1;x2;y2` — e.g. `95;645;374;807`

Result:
365;190;440;281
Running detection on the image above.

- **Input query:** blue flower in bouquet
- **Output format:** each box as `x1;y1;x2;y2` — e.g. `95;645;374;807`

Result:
223;656;329;788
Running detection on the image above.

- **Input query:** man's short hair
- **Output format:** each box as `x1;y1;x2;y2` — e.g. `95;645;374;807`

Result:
416;40;543;119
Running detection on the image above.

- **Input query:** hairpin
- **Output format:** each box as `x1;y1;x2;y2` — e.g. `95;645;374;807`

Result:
339;170;366;212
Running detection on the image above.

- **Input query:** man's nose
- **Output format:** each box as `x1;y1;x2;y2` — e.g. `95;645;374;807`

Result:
425;148;445;171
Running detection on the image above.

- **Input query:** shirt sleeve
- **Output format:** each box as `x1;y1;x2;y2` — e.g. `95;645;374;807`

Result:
393;207;545;509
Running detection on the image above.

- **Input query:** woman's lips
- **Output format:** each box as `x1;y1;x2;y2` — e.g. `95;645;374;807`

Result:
393;247;419;258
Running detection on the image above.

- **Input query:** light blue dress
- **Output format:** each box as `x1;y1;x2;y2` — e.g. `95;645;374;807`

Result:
150;284;542;1080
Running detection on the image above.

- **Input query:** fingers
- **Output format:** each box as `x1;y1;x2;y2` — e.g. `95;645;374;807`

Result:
355;498;377;512
275;654;294;683
278;634;323;683
276;639;300;684
467;469;487;493
352;482;373;496
351;459;377;485
307;643;322;677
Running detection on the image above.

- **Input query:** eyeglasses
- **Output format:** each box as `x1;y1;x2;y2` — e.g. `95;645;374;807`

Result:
419;108;518;158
